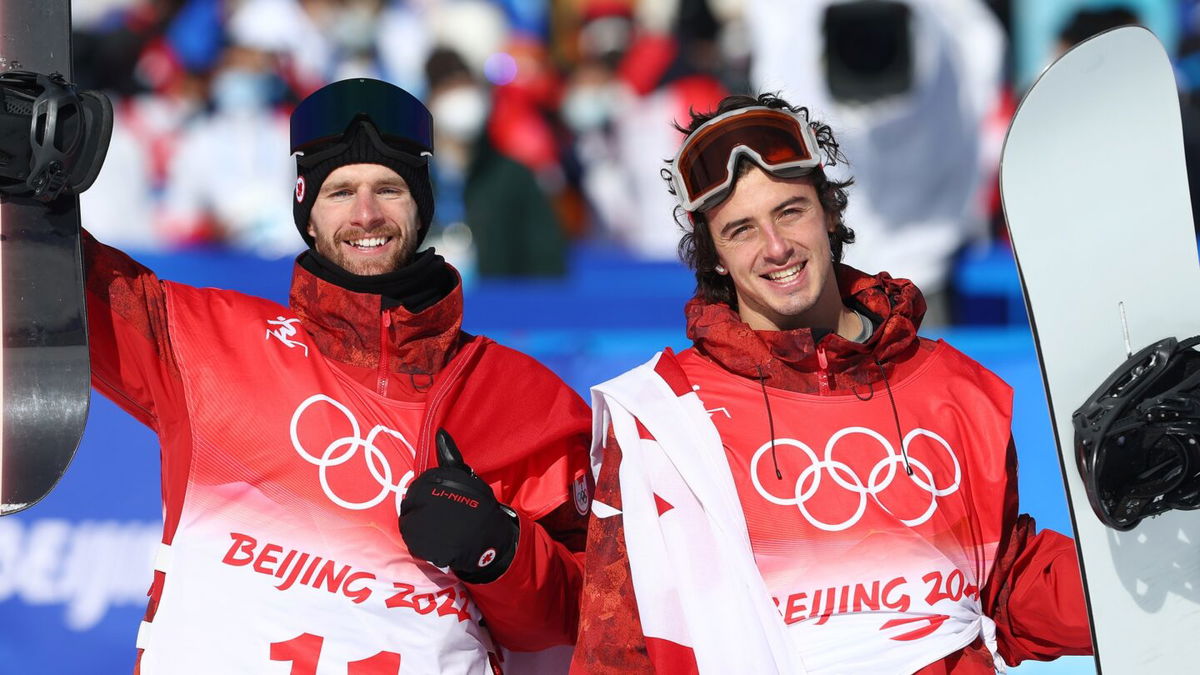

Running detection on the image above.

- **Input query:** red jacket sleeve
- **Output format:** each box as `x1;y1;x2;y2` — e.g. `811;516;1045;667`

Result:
438;344;593;651
982;440;1094;666
466;503;587;651
84;231;198;579
83;230;185;429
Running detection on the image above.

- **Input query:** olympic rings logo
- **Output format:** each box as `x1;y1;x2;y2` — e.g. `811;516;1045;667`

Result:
749;426;961;532
289;394;416;512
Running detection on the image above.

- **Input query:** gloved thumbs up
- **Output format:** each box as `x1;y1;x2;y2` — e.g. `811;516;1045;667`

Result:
400;428;520;583
436;428;472;473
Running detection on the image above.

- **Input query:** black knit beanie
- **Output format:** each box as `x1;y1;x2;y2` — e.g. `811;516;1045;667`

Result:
293;121;435;247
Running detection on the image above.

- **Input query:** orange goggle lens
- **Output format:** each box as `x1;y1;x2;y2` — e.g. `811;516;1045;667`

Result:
671;107;821;212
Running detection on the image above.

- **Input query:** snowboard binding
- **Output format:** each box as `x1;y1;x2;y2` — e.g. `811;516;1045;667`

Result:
1074;335;1200;530
0;70;112;202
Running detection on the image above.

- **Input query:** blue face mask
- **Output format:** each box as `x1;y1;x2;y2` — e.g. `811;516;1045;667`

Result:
211;68;276;113
562;84;616;133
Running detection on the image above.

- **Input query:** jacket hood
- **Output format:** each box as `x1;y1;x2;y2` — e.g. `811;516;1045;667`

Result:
685;264;930;394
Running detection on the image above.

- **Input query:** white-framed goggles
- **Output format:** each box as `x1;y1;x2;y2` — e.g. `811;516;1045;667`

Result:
667;106;823;213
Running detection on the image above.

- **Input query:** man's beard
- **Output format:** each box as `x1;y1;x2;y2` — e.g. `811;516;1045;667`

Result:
313;230;418;276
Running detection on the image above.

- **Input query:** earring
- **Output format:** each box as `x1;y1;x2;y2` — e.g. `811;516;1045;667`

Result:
715;265;727;274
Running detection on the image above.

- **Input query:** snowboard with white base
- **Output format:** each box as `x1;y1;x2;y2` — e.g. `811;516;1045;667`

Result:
1001;26;1200;672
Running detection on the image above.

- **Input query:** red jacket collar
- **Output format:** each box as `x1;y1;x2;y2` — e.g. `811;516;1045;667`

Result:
288;261;467;380
685;264;929;394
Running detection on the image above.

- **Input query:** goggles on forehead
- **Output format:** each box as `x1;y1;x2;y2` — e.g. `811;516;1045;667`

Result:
668;106;823;213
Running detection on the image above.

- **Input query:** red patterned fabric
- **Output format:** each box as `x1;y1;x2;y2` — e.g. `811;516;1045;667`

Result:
685;264;931;394
289;262;468;399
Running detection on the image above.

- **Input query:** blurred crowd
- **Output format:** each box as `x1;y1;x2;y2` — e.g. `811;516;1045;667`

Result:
68;0;1200;313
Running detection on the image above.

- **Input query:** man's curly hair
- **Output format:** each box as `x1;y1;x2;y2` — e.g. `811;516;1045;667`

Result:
664;93;855;307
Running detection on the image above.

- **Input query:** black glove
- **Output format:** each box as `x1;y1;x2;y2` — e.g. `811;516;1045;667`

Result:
400;429;519;583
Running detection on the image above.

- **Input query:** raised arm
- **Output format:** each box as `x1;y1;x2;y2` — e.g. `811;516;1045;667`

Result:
83;230;183;429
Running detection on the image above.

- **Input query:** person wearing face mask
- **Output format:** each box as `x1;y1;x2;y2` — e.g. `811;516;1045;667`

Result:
82;76;591;673
160;43;297;254
561;57;635;246
425;46;567;278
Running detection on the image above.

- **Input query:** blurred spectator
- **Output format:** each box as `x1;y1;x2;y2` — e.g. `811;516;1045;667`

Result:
80;105;159;249
67;0;866;264
73;0;185;96
1012;0;1179;90
428;0;511;80
73;0;207;249
230;0;436;97
425;46;567;277
228;0;338;95
158;42;299;255
164;0;225;75
375;1;436;97
427;1;576;235
323;0;389;81
565;2;727;259
563;54;637;245
1053;6;1139;56
746;0;1006;325
117;56;207;193
493;0;551;37
73;0;147;30
486;36;564;182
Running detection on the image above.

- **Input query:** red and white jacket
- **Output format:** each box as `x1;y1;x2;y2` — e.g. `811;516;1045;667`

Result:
571;265;1092;674
83;233;592;673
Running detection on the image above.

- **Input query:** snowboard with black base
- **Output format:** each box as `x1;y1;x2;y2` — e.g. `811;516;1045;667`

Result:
0;1;113;515
1001;26;1200;672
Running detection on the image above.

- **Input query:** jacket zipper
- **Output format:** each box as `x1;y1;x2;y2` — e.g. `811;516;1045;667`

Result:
377;310;391;395
816;344;831;395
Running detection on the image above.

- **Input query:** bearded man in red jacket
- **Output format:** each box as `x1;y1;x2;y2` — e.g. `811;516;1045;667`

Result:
571;93;1093;674
85;78;590;673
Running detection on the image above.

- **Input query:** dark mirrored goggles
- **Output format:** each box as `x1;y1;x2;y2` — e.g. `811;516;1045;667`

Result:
290;77;433;157
669;106;822;213
295;119;429;171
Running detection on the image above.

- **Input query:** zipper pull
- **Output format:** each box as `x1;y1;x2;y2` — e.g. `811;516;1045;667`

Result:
378;310;392;395
816;344;831;394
